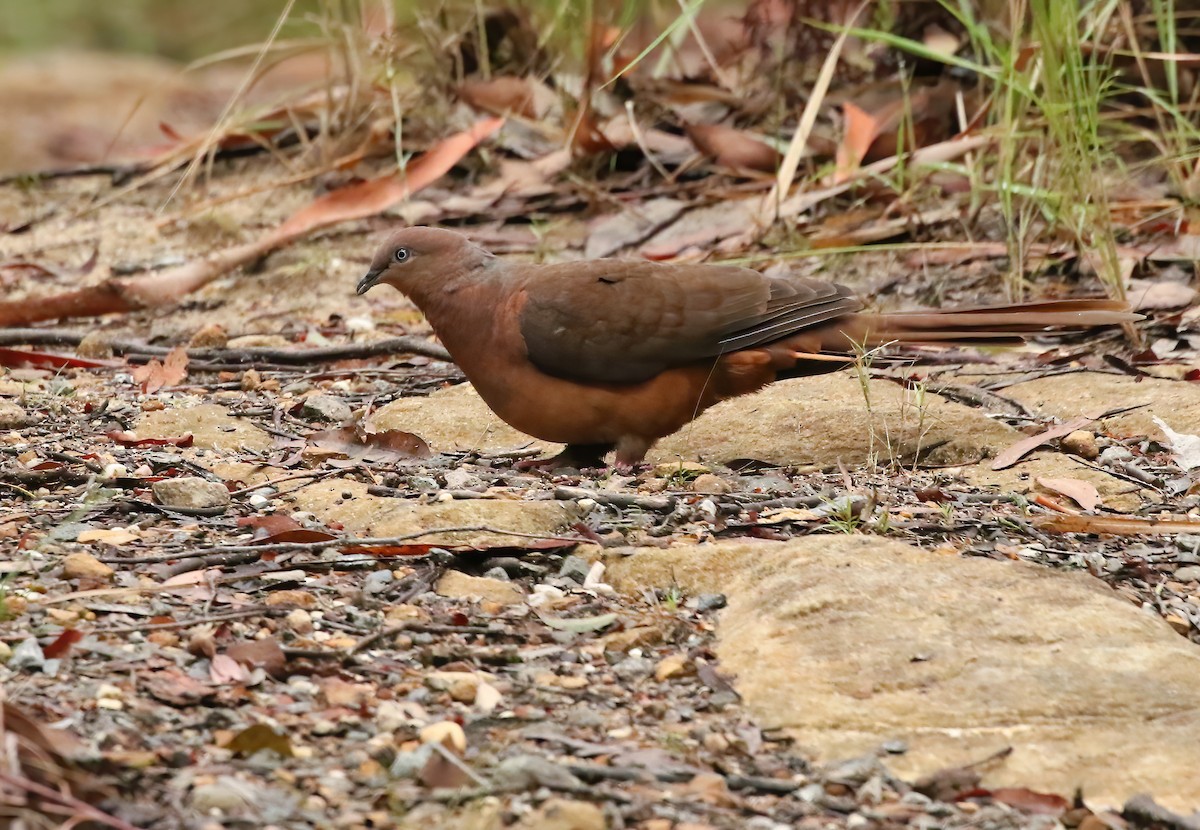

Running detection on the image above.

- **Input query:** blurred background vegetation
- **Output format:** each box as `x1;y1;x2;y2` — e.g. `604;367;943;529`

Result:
0;0;321;60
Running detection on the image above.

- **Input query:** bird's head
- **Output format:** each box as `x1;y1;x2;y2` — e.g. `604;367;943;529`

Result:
356;226;492;297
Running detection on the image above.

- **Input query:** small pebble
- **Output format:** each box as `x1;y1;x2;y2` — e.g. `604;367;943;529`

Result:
363;570;394;593
612;656;654;680
9;639;45;672
0;401;30;429
152;477;231;510
301;394;353;423
1099;446;1133;466
1174;565;1200;582
62;552;115;581
557;554;591;584
1061;429;1099;459
691;473;731;495
697;593;727;612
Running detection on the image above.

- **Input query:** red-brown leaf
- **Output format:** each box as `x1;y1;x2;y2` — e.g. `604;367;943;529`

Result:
107;430;194;447
42;628;84;659
132;345;189;393
0;348;119;369
309;426;432;462
238;514;337;545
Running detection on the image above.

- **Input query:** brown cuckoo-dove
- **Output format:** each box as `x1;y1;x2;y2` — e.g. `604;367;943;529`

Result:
357;227;1136;468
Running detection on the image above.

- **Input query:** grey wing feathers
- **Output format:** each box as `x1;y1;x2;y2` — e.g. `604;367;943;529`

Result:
718;279;862;351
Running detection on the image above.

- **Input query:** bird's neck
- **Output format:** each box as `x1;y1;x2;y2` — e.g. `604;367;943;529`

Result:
407;259;519;368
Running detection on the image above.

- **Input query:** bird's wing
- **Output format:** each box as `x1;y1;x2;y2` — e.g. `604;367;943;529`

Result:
517;260;861;384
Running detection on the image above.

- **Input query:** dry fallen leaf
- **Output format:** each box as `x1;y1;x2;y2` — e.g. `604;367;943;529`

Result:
685;123;780;172
77;527;140;545
992;417;1093;470
132;345;189;393
1153;416;1200;470
309;425;432;462
459;76;555;119
1036;477;1101;512
210;653;252;685
226;637;288;679
239;514;337;545
222;723;294;758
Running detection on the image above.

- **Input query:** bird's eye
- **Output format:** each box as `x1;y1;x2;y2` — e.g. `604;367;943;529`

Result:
393;247;411;263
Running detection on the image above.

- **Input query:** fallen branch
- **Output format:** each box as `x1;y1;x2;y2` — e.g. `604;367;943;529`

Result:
0;329;451;363
96;524;581;565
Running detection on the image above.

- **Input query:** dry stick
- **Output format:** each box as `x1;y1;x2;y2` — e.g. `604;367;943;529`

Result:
96;525;581;565
0;330;451;364
94;607;280;635
344;620;503;660
566;762;800;795
553;486;676;512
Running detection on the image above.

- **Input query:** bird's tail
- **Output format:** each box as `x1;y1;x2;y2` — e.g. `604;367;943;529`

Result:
832;298;1138;348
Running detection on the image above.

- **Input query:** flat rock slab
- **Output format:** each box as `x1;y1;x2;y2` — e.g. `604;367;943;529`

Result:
601;537;1200;810
996;372;1200;441
960;453;1146;512
371;384;555;457
371;375;1018;469
135;403;273;453
289;480;579;548
653;374;1017;468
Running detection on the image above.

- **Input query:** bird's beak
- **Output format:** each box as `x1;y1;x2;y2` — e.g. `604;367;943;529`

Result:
356;268;383;295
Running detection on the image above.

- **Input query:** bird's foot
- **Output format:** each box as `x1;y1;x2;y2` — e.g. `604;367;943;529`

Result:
515;443;613;472
613;437;653;474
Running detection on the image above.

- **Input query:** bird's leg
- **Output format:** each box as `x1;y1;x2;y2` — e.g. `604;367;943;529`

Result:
612;436;654;473
516;443;614;471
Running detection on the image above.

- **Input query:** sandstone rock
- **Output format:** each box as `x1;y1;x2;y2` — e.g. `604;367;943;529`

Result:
290;479;577;548
136;403;272;452
516;798;606;830
1002;372;1200;443
690;473;731;495
601;536;1200;810
654;375;1017;468
654;653;690;681
369;374;1018;469
0;400;30;429
436;571;525;606
599;625;664;652
227;334;290;349
62;552;114;581
75;331;114;358
426;671;482;703
187;323;229;349
371;383;554;456
152;476;231;510
960;453;1146;512
1061;429;1099;459
301;394;352;423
